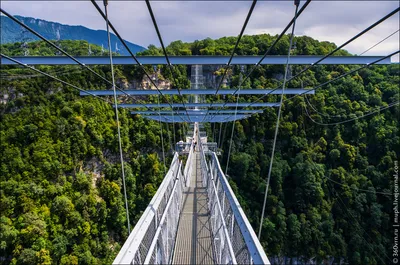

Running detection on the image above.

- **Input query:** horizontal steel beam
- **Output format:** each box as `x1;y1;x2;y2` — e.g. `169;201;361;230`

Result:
131;110;263;115
80;88;314;96
117;103;279;108
140;113;249;117
145;114;250;123
1;55;390;65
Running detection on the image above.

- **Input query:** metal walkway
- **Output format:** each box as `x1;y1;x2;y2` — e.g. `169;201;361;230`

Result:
173;152;215;264
113;123;270;264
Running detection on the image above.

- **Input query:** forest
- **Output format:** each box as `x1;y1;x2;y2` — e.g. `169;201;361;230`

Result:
1;34;399;265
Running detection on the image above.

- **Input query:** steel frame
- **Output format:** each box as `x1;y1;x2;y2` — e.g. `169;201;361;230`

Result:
198;132;270;264
80;88;315;96
117;103;279;108
113;153;182;264
144;114;251;123
1;55;391;65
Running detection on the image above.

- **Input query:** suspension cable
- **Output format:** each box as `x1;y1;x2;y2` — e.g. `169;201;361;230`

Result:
0;8;114;85
305;93;345;118
359;29;399;56
304;100;399;126
283;50;399;103
222;119;230;151
91;0;186;124
157;95;167;175
258;0;300;239
225;71;244;174
145;0;192;124
1;67;81;80
244;49;399;118
244;7;400;109
104;0;130;233
224;92;241;175
218;6;398;123
304;89;397;120
212;123;216;142
1;54;111;104
218;122;223;148
325;181;389;264
323;170;392;195
170;98;177;146
202;0;258;123
214;0;257;96
207;0;311;122
0;8;170;118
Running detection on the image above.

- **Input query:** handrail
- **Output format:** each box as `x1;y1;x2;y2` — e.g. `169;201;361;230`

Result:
144;162;183;264
210;171;237;264
113;153;181;264
210;152;270;264
183;124;197;186
199;139;236;264
198;135;270;265
183;143;194;186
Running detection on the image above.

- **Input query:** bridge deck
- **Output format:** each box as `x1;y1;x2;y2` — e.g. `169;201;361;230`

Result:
173;152;215;264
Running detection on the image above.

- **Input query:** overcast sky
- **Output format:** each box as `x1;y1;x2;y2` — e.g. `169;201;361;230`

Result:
2;1;399;61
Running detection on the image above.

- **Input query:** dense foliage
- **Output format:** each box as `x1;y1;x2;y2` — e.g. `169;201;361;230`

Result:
0;41;181;264
143;35;399;264
1;34;399;265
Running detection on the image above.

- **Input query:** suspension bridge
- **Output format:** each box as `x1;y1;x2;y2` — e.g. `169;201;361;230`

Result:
113;123;270;264
1;0;399;264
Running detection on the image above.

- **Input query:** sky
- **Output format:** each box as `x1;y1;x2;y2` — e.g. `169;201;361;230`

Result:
2;0;399;61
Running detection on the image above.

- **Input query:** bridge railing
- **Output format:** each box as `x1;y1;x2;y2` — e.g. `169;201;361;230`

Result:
183;125;197;186
113;153;182;264
199;139;270;265
199;140;237;264
144;162;184;264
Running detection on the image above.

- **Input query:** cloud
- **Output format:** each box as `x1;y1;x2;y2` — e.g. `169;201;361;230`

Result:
1;0;399;61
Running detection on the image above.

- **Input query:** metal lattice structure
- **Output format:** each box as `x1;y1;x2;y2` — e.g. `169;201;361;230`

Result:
113;152;185;264
113;124;270;264
199;135;269;265
0;55;391;65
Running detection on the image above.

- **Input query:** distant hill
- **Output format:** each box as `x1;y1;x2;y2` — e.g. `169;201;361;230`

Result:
0;15;146;55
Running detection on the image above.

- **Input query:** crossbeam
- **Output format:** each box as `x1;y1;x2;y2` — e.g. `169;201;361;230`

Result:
145;114;250;123
117;102;279;108
131;110;263;115
80;88;315;96
1;55;390;65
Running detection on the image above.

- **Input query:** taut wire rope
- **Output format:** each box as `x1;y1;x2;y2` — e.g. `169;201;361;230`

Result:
359;29;399;56
258;0;300;239
225;70;244;175
157;95;167;175
304;100;399;126
0;54;111;104
104;0;130;233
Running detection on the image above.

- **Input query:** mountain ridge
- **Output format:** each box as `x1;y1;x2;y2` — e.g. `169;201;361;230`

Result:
0;15;146;55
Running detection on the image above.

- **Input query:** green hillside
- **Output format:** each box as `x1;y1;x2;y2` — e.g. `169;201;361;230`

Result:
1;35;399;265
